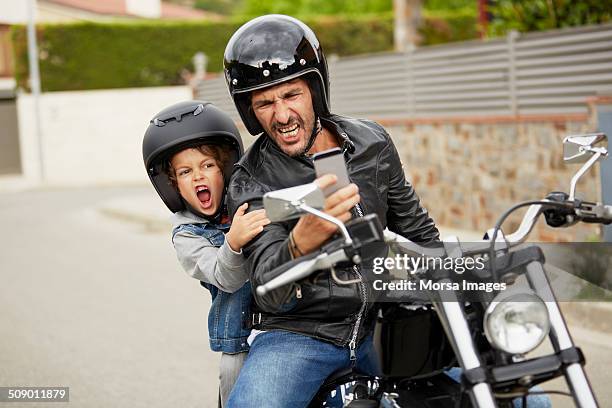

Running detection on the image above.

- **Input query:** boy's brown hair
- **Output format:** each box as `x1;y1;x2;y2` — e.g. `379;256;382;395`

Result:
163;144;231;189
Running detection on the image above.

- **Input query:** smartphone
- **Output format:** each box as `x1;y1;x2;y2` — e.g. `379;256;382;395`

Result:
312;147;350;196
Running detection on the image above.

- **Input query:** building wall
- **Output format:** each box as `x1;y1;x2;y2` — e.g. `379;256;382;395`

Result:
36;2;132;23
16;85;192;186
0;0;29;24
383;118;602;241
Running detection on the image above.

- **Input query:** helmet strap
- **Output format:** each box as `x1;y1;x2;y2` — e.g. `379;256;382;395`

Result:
303;116;322;155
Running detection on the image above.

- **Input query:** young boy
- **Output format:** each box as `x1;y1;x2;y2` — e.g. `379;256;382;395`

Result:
142;101;269;407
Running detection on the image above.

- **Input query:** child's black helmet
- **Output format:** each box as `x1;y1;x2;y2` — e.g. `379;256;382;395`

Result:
223;14;330;135
142;101;244;213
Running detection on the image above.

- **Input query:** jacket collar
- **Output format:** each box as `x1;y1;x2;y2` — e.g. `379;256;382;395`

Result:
321;115;356;154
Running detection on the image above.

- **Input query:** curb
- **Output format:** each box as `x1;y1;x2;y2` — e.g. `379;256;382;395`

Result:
0;175;39;193
98;207;171;233
560;302;612;334
97;194;171;233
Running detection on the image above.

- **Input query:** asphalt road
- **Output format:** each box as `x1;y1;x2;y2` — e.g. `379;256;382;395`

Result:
0;186;610;407
0;186;219;408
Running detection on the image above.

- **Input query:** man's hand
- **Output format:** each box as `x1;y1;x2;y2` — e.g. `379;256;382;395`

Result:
291;174;360;255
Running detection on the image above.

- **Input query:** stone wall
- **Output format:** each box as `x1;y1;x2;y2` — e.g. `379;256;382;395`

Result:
382;118;602;241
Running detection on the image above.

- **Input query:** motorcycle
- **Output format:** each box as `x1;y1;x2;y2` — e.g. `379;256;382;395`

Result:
256;132;609;408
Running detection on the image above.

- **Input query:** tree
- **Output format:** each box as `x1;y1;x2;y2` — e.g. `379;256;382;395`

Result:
488;0;612;36
194;0;244;15
240;0;393;17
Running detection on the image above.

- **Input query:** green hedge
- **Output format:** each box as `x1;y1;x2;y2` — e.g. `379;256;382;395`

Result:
13;21;247;92
12;14;476;92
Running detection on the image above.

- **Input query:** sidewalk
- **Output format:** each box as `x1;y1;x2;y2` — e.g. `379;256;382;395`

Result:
0;174;39;192
98;192;171;233
561;302;612;334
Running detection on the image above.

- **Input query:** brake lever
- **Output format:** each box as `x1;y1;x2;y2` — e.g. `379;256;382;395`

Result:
576;202;612;225
544;191;612;226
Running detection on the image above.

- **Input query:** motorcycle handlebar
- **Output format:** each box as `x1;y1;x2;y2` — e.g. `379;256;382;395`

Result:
256;200;612;295
255;205;546;295
255;248;349;296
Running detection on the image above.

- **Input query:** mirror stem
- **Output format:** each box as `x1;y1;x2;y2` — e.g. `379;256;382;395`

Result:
298;204;354;246
569;151;602;201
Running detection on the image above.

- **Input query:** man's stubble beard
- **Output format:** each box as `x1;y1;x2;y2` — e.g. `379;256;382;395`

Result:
268;116;316;158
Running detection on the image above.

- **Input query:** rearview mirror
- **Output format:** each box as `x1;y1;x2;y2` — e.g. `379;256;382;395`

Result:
563;133;607;164
263;183;325;222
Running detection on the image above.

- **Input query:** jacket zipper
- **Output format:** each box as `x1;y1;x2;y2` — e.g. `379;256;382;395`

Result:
348;203;367;360
308;132;365;358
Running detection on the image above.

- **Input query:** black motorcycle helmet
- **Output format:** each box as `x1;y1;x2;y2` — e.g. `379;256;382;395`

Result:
142;100;244;214
223;14;330;136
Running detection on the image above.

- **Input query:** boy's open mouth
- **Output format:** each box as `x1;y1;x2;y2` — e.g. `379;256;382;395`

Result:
195;185;212;208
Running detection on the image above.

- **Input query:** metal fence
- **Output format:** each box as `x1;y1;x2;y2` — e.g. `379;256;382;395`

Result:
195;23;612;121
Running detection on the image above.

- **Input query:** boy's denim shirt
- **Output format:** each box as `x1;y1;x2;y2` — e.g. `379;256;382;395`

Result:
172;222;251;354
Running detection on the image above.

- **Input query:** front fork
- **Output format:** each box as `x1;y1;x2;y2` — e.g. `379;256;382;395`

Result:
526;261;599;408
434;262;599;408
435;281;498;408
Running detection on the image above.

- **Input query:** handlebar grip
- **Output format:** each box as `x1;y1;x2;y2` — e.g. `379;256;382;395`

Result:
256;251;322;296
576;202;612;225
605;205;612;220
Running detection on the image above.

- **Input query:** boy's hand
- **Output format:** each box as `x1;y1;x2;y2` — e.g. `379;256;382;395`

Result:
226;203;271;252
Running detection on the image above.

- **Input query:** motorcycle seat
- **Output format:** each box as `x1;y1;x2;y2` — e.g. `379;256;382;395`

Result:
320;367;369;390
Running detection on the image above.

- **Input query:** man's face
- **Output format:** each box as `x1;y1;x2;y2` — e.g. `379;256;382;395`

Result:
251;78;316;157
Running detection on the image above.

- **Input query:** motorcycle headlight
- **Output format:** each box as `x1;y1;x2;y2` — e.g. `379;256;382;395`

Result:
484;291;550;355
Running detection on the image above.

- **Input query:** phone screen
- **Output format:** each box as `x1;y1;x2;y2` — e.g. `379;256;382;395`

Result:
313;147;350;196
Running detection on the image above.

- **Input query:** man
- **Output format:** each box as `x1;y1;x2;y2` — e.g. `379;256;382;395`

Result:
224;15;439;407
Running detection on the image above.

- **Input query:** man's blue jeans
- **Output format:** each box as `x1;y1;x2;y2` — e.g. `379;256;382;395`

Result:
226;330;380;408
226;331;552;408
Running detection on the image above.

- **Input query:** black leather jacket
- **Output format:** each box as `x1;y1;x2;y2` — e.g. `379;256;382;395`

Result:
227;114;439;347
